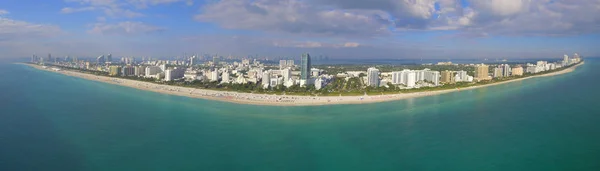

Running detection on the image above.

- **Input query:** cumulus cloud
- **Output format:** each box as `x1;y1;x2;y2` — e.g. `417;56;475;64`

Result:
470;0;528;17
195;0;600;37
195;0;391;37
314;0;439;29
461;0;600;36
87;21;165;35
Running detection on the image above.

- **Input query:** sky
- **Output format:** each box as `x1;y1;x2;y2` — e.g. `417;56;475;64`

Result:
0;0;599;59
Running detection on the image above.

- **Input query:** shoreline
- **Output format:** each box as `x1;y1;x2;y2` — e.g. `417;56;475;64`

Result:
22;62;584;106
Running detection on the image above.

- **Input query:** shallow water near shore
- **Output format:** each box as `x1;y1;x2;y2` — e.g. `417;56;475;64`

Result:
1;59;600;170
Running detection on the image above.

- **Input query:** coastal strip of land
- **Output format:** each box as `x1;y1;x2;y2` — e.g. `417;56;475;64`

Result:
23;62;584;106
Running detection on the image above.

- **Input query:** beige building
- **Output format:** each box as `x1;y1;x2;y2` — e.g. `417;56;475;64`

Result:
440;70;455;83
109;66;121;76
493;67;503;78
475;64;491;81
512;66;524;76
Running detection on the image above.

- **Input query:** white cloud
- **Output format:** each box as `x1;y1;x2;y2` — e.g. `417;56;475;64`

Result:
61;7;96;13
195;0;600;37
0;13;64;58
459;0;600;36
126;0;194;8
195;0;391;37
61;0;191;18
0;15;62;40
87;21;165;35
315;0;439;29
343;42;360;47
0;9;9;15
272;40;361;48
102;8;144;18
470;0;528;17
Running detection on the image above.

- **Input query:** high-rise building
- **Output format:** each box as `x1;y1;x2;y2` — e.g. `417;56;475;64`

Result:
502;64;511;77
512;66;524;76
121;66;135;76
282;68;291;81
563;54;569;66
210;70;219;82
493;67;503;78
97;55;105;64
392;69;437;87
367;67;380;87
475;64;490;81
262;70;271;88
160;64;167;72
164;68;185;81
190;56;196;66
145;66;161;77
213;56;220;65
107;54;112;63
31;54;38;63
311;68;320;77
279;60;287;69
221;70;230;83
454;70;472;82
440;70;455;83
109;66;121;76
300;53;311;81
135;66;146;76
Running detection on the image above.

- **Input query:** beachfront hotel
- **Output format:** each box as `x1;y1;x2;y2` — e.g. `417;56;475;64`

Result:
475;64;491;81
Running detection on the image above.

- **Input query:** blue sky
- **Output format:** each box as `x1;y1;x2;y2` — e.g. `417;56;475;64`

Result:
0;0;599;59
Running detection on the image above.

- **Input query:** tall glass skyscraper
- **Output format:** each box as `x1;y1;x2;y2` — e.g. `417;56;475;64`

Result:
97;55;105;64
300;53;311;80
107;54;112;62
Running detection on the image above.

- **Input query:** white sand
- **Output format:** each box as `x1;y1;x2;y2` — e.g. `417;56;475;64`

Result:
24;62;584;106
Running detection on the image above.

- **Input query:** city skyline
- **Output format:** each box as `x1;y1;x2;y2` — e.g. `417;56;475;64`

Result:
1;0;599;59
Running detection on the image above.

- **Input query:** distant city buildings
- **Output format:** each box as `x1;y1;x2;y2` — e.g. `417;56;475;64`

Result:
279;60;295;69
34;52;581;94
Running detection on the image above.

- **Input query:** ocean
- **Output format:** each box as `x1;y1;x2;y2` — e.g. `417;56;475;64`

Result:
1;59;599;171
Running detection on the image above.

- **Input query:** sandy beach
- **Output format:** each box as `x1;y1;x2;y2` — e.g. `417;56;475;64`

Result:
23;62;584;106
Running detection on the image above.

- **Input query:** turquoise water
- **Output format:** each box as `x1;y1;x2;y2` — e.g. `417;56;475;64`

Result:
1;59;600;171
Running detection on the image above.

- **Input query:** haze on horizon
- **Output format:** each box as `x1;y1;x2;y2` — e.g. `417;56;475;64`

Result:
0;0;599;59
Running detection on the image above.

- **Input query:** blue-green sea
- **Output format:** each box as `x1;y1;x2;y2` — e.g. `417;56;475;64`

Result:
1;59;600;171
